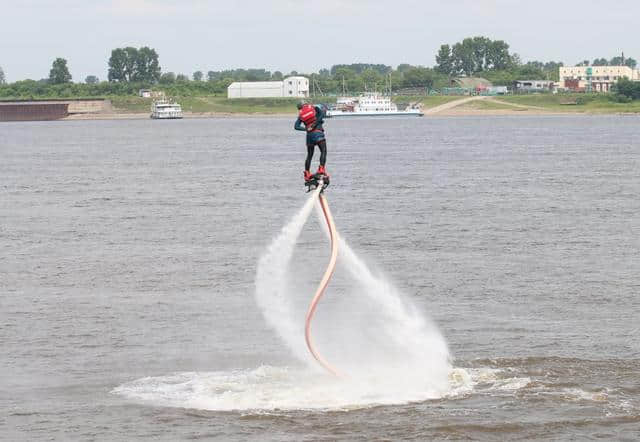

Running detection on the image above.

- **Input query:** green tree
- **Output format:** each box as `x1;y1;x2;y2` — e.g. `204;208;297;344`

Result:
108;48;128;81
614;77;640;99
108;46;160;82
543;61;563;81
443;37;512;75
487;40;512;70
525;61;545;70
332;66;356;80
402;67;435;88
245;69;271;81
451;39;475;75
435;44;453;75
134;47;161;82
624;57;637;68
592;58;608;66
207;71;217;81
85;75;99;84
122;47;138;81
176;73;189;82
0;66;5;84
330;63;391;75
108;48;136;81
271;71;283;80
159;72;176;84
49;58;72;84
193;70;203;81
471;36;491;71
361;68;382;89
518;64;545;79
509;53;522;67
610;56;624;66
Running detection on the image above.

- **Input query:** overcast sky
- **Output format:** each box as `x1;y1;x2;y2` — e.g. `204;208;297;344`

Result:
1;0;638;82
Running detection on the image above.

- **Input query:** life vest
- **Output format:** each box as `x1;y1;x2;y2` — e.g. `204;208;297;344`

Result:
298;104;316;129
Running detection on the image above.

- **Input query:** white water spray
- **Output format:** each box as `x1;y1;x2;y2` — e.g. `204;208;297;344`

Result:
254;194;452;396
254;187;322;363
306;204;452;395
113;190;459;411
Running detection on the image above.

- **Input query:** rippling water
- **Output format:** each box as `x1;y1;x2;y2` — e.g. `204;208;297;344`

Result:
2;115;639;440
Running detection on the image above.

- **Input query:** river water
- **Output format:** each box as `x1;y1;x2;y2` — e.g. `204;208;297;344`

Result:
2;115;639;441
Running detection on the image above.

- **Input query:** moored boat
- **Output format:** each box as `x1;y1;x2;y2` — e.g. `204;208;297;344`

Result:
326;93;423;117
150;100;183;119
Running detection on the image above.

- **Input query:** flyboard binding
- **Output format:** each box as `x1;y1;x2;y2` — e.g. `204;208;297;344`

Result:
305;172;330;193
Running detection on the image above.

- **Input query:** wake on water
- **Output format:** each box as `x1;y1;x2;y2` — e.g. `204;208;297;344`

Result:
114;190;491;411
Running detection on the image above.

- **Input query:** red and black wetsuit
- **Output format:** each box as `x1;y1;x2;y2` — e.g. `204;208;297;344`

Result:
294;105;327;171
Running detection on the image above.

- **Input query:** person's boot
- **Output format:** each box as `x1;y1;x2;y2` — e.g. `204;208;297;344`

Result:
317;165;327;176
303;170;312;182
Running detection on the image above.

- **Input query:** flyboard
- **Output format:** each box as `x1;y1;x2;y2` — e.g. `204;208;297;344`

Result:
303;172;341;376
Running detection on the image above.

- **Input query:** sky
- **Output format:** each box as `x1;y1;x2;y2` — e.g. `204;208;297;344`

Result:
1;0;638;82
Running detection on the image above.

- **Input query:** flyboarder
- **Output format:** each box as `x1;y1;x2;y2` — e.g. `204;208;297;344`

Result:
295;102;328;184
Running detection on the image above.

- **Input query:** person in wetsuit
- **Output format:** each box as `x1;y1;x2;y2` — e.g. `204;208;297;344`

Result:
295;102;328;182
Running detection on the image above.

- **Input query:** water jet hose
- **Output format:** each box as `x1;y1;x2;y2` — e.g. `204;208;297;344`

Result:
304;192;341;376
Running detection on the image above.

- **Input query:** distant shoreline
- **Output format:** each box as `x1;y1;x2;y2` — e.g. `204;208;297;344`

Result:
60;108;639;121
2;94;638;122
63;111;296;120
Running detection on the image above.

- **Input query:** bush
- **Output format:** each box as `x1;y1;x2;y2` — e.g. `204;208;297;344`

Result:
613;78;640;100
575;95;594;105
609;93;632;103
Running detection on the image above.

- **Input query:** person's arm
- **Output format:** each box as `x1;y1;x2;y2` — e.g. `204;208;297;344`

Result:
314;105;325;123
294;117;306;131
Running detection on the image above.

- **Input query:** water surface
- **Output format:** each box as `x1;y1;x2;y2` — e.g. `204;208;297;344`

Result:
2;115;639;440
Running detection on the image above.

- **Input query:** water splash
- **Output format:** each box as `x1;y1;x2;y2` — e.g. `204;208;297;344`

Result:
254;187;322;363
298;204;452;395
114;191;456;410
112;365;474;411
334;232;451;392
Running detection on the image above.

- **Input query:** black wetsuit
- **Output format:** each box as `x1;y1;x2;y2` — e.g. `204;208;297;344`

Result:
294;105;327;171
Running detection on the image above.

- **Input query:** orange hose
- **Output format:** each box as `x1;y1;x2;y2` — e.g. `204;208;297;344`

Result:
304;193;341;376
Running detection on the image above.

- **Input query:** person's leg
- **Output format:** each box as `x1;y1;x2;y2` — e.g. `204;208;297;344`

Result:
305;144;315;171
318;139;327;167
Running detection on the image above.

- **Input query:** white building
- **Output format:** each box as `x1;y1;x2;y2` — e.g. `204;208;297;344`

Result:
227;76;309;98
559;66;639;92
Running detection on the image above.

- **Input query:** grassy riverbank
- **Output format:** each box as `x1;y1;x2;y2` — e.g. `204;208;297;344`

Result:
110;96;303;114
109;94;471;114
497;94;640;113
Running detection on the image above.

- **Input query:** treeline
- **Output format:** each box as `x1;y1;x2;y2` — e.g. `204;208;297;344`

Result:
433;36;564;83
1;38;638;99
577;57;637;68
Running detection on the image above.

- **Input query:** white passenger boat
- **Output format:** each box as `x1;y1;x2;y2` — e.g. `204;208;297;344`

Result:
150;100;183;119
326;93;423;117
